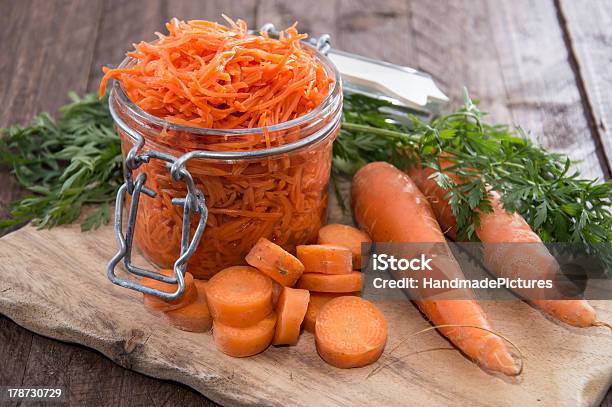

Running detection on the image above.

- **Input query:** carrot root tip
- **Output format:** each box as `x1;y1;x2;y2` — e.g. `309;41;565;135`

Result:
370;324;524;378
593;320;612;330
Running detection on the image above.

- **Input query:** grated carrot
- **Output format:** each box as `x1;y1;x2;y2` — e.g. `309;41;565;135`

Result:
100;17;332;131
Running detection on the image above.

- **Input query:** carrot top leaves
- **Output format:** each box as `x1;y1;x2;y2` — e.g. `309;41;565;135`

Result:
336;91;612;251
0;92;122;233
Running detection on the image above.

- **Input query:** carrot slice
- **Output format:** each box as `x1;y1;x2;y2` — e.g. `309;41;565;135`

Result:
296;272;363;293
163;280;212;332
272;281;283;306
141;269;197;313
272;287;310;345
296;244;352;274
245;237;305;286
213;312;277;357
206;266;273;327
317;224;371;269
315;296;387;368
302;292;360;333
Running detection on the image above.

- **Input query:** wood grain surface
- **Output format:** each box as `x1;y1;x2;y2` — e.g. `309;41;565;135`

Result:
0;315;210;406
0;221;611;406
1;0;611;405
558;0;612;174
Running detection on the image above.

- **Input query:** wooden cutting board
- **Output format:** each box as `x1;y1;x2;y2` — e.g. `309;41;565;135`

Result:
0;187;611;406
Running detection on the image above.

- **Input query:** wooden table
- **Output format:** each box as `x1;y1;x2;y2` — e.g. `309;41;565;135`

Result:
1;0;611;405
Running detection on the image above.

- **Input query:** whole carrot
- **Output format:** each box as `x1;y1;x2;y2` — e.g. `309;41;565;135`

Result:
352;162;520;375
408;160;601;328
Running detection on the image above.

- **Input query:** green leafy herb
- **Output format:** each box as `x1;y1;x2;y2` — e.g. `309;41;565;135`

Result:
0;92;122;232
337;91;612;255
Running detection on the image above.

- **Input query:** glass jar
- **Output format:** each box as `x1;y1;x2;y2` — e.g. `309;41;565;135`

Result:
109;46;342;279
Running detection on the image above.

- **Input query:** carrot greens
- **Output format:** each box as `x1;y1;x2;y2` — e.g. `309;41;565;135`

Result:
336;92;612;249
0;92;121;232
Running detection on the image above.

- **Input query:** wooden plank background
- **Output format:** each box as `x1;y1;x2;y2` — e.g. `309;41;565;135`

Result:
1;0;610;405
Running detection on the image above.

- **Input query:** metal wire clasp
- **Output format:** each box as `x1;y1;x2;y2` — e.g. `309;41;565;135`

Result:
106;101;208;300
259;23;331;55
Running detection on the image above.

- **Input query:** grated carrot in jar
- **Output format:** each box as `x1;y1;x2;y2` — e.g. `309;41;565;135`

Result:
100;16;333;131
104;17;339;278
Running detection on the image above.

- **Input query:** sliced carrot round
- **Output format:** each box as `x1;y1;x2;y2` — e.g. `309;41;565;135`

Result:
272;287;310;345
206;266;273;327
317;224;371;269
246;237;305;287
141;269;197;313
302;292;360;333
213;312;277;358
315;296;387;368
296;272;363;293
296;244;352;274
272;281;283;306
164;280;212;332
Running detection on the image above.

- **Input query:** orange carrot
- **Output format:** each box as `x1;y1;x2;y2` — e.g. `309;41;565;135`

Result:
272;281;283;306
296;272;363;293
296;244;353;274
302;292;360;333
315;296;387;368
408;159;600;328
164;280;212;332
245;237;305;286
530;300;598;327
213;312;277;357
272;287;310;345
206;266;273;327
317;224;371;269
352;162;520;375
141;269;198;313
